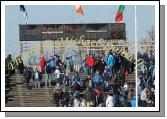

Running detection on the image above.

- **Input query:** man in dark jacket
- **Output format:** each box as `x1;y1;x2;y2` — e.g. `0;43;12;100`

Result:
18;62;24;74
114;52;121;73
5;54;13;76
23;67;32;93
45;62;51;87
95;57;106;74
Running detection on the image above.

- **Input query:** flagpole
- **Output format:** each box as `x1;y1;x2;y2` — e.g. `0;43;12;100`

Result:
73;6;75;23
135;5;138;107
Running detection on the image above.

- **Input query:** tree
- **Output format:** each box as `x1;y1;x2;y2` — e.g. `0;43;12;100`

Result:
139;25;155;59
147;25;155;41
147;25;155;59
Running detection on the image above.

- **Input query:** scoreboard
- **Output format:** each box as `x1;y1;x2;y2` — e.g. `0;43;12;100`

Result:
19;23;126;41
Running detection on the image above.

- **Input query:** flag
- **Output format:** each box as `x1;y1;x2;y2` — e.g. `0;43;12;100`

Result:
75;5;84;15
115;5;124;23
20;5;28;24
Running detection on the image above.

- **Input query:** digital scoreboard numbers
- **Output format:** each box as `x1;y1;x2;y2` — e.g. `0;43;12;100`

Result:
20;23;126;41
108;23;126;39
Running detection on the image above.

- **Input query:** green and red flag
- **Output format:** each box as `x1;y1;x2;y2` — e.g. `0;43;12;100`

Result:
115;5;125;23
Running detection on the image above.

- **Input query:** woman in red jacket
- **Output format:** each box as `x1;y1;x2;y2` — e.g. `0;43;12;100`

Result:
40;55;46;74
86;54;95;74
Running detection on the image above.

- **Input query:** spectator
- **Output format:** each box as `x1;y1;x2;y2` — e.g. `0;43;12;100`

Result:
86;54;95;74
113;90;121;106
17;62;24;74
85;87;95;107
53;83;62;107
65;57;71;74
102;69;110;92
131;96;136;107
73;97;80;107
83;75;92;88
128;89;135;106
54;66;61;84
107;52;115;76
49;56;56;72
95;57;106;74
69;56;74;72
63;73;72;87
123;82;130;96
63;73;72;96
146;76;153;88
140;87;148;107
147;87;155;107
23;67;32;93
92;70;102;88
65;95;73;107
114;52;121;73
73;91;80;107
5;54;13;76
105;93;114;107
130;58;135;73
94;87;104;107
80;98;86;107
56;55;62;66
40;55;46;74
33;68;42;88
45;62;51;87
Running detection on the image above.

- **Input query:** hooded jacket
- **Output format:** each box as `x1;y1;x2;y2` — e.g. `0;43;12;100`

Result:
86;56;95;68
40;56;46;70
107;55;115;66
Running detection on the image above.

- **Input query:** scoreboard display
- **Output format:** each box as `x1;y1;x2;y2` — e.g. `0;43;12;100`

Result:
108;23;126;39
19;23;126;41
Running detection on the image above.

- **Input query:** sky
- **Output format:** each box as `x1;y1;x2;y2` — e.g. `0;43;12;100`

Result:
5;5;155;57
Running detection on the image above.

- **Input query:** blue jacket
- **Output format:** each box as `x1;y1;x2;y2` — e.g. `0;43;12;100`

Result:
104;56;108;65
102;72;110;81
49;60;56;68
147;78;153;87
149;64;155;74
131;96;136;107
93;75;102;84
107;55;115;66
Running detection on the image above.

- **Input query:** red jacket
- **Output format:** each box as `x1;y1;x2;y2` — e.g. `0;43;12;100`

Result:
40;56;46;70
86;56;94;68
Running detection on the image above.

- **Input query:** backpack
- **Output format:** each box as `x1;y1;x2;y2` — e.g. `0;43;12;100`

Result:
72;82;80;91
